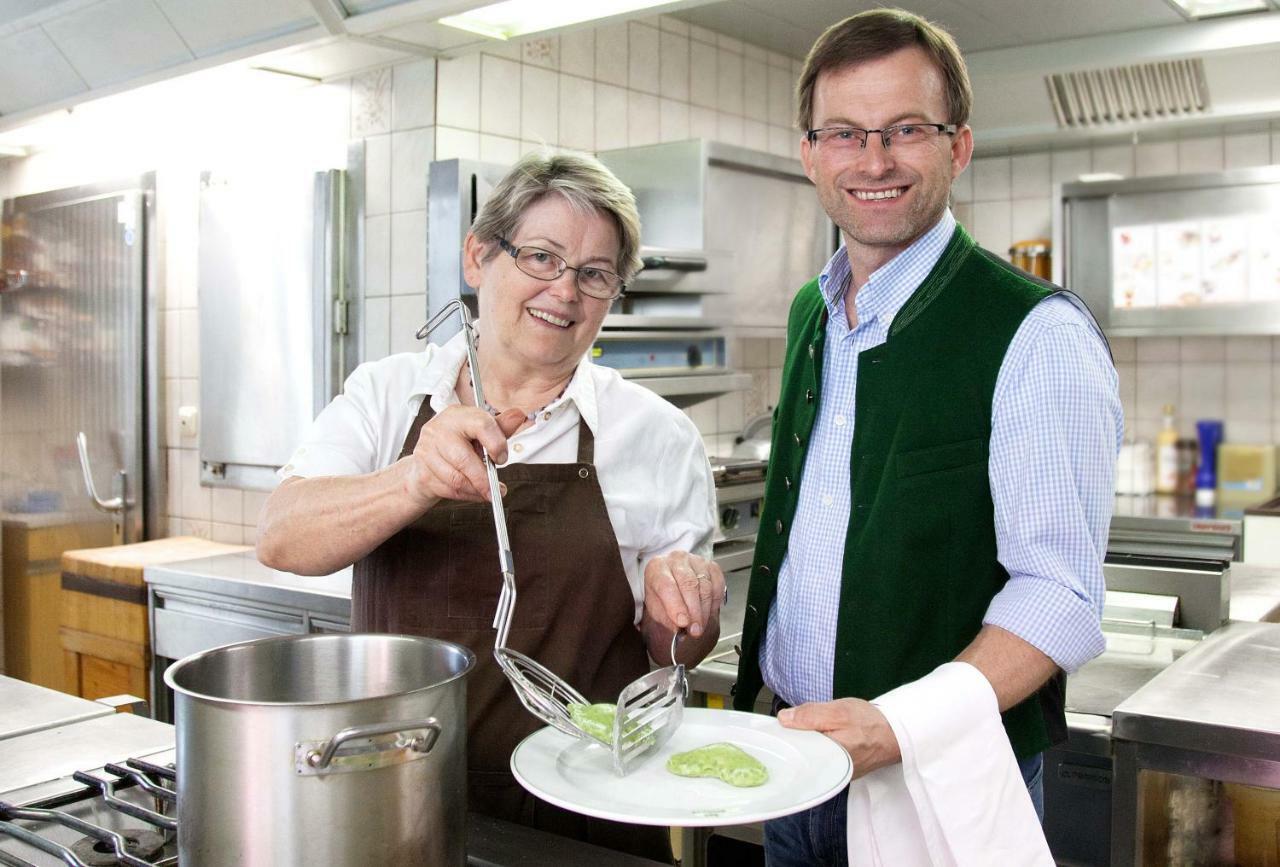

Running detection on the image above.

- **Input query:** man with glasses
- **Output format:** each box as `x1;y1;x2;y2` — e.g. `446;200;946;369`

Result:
259;152;722;863
732;9;1121;864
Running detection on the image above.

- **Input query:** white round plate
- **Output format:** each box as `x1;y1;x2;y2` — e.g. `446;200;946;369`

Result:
509;707;852;827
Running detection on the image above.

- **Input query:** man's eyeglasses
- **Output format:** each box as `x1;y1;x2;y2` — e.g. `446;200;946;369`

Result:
805;123;958;151
497;238;626;300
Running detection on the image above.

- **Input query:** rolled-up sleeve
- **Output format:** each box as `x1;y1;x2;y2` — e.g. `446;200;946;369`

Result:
985;296;1122;674
278;364;384;480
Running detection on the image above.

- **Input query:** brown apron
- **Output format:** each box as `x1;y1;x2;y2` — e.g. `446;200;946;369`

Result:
352;400;672;862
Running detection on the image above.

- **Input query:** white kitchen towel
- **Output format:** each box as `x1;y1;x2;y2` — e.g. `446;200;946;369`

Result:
845;661;1054;867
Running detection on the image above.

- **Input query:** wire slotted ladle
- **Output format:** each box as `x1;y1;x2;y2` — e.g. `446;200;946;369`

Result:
418;301;685;775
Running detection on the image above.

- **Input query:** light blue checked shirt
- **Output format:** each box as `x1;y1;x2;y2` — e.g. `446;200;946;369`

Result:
761;210;1122;707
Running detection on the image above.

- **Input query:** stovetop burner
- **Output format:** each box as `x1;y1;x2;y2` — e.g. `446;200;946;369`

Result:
0;758;177;866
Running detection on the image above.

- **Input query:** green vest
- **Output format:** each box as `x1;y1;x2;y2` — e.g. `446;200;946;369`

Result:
733;225;1057;760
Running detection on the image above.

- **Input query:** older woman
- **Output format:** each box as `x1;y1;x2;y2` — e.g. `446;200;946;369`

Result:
256;152;723;861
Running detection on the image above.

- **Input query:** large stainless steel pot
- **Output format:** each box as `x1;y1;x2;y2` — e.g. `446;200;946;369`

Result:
165;633;474;866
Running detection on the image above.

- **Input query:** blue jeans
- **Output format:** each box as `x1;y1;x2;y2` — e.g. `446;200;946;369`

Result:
762;753;1045;867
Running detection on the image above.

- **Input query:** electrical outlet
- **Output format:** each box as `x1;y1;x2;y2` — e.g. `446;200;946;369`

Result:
178;405;199;438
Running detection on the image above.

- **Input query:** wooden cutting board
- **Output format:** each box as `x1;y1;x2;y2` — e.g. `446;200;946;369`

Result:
61;536;249;587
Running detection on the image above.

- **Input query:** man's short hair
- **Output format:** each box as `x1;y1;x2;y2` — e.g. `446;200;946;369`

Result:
470;151;643;283
795;8;973;132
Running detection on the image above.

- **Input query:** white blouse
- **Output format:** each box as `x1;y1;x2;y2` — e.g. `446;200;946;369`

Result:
280;327;717;620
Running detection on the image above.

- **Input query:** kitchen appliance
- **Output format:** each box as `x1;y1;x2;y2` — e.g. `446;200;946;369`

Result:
164;633;473;867
709;456;767;546
731;414;772;462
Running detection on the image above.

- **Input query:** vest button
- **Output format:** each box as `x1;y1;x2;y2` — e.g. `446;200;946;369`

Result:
578;467;589;479
775;519;784;534
758;565;771;576
793;433;802;447
805;388;813;403
808;344;816;358
784;476;792;491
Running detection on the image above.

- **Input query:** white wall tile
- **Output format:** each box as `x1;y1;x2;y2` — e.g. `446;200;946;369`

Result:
522;36;558;70
211;487;243;525
716;33;744;53
659;30;689;103
717;389;745;434
717;112;745;145
389;295;424;355
163;308;180;379
480;40;521;63
1010;198;1051;243
1177;136;1224;174
689;44;717;109
1136;362;1181;419
363;295;390;361
364;134;390;217
1180;337;1225;362
558;75;594;152
210;522;243;544
1272;131;1280;164
1135;141;1178;177
480;55;521;138
1115;363;1136;425
521;65;559;145
689;24;717;45
1225;132;1271;169
560;28;594;79
242;491;271;528
1227;420;1270;444
595;83;628;151
951;163;973;204
971;201;1011;257
743;57;768;122
744;43;767;63
628;22;660;94
180;449;211;521
1226;335;1272;361
364;214;390;297
179;308;199;378
628;91;661;147
1110;336;1137;363
659;14;689;36
436;54;480;130
390;127;433;213
392;60;435;131
953;203;973;231
350;68;391;137
183;519;212;540
716;48;744;117
166;449;182;520
390;209;426;297
743;119;768;152
595;22;629;88
767;64;793;128
1010;153;1050;199
1181;362;1227;435
1091;144;1134;178
659;98;690;143
1226;363;1271;421
768;125;796;159
690;105;717;140
687;398;716;436
1136;337;1180;362
1051;149;1092;184
435;127;480;160
479;133;520;165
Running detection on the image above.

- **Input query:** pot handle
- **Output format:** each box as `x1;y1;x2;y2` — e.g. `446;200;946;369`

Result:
305;717;441;771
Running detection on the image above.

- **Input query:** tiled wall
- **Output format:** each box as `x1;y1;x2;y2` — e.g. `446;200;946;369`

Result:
954;124;1280;446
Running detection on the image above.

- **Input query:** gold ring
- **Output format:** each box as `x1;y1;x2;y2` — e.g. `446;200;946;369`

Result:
696;573;709;582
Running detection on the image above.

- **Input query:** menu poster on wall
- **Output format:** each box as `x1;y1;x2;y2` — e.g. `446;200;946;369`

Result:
1156;221;1203;307
1112;225;1156;309
1113;213;1280;309
1201;217;1250;304
1251;216;1280;302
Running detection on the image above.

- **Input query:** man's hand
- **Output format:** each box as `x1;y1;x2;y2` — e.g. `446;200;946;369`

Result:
642;550;726;640
401;405;526;508
778;698;901;779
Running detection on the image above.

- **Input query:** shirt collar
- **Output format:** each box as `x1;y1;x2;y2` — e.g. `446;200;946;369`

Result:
410;322;599;436
818;209;957;328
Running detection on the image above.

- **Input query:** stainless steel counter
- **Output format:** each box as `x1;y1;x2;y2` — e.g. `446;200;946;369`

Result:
0;675;112;741
143;550;352;616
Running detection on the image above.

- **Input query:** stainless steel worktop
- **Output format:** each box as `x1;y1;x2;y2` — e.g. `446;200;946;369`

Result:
1112;620;1280;760
0;676;112;741
144;550;352;617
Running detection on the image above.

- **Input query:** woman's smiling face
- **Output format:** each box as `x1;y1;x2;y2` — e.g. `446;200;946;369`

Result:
463;193;619;375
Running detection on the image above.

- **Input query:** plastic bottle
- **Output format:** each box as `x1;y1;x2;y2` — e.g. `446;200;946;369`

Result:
1155;404;1179;495
1195;420;1224;510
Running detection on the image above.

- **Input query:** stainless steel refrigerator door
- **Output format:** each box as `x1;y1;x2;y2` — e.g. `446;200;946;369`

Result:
1;176;153;545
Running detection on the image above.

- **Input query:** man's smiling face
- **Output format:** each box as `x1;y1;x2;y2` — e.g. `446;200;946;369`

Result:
801;45;972;273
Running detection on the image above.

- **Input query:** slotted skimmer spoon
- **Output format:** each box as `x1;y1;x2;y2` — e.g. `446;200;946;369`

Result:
418;300;686;775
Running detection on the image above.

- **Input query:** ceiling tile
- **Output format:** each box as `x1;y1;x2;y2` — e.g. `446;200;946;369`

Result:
153;0;314;57
43;0;192;88
0;25;86;113
0;0;65;30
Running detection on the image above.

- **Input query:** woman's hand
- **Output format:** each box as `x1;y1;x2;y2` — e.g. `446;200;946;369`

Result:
401;405;526;508
642;551;726;640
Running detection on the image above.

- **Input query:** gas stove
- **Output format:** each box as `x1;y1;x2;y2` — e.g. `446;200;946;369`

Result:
707;456;766;544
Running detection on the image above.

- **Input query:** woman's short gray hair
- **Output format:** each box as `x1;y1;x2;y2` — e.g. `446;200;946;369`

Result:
469;151;643;283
